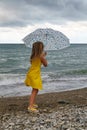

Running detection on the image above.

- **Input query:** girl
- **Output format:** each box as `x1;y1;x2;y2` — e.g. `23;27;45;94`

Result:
25;41;47;112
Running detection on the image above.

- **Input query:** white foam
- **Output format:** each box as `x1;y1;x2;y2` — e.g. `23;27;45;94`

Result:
0;73;87;97
0;74;24;86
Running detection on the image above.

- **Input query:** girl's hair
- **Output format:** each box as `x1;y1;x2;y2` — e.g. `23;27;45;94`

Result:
30;41;44;62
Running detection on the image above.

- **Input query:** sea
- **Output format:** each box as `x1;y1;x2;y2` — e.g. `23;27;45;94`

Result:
0;44;87;97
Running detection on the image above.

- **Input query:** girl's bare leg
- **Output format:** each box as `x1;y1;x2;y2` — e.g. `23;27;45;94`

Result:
29;88;38;108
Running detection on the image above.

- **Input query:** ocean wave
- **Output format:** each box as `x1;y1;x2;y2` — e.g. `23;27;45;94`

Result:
0;74;25;86
64;69;87;75
0;58;8;64
47;69;87;78
0;73;87;97
7;68;27;74
0;68;27;74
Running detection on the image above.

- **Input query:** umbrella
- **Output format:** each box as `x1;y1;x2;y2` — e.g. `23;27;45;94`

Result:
23;28;70;50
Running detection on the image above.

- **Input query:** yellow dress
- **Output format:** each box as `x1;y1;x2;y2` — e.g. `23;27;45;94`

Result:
24;57;42;90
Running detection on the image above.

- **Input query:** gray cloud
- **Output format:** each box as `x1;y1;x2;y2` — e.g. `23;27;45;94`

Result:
0;0;87;27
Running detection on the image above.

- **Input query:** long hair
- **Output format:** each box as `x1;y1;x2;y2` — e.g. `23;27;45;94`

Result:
30;41;44;62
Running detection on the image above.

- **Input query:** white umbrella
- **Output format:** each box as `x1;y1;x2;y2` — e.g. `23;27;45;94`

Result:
23;28;70;50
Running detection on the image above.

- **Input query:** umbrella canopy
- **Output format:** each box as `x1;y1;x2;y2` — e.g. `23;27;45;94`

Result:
23;28;70;50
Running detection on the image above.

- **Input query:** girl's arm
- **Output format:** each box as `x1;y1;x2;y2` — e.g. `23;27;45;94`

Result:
40;52;48;67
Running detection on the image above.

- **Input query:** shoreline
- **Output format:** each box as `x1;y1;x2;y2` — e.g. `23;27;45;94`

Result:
0;87;87;114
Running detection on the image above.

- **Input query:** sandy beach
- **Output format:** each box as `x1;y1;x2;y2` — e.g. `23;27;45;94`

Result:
0;87;87;130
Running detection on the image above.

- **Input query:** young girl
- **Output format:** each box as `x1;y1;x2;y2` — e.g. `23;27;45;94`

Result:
25;41;47;112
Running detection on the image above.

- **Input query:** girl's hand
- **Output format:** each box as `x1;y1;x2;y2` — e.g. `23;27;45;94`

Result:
42;51;47;57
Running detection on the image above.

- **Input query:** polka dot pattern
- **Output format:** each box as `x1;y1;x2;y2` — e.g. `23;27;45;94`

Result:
23;28;70;50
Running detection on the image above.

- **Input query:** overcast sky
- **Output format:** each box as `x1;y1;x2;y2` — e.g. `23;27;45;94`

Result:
0;0;87;43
